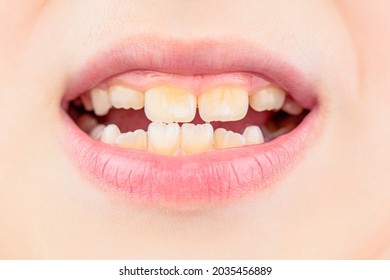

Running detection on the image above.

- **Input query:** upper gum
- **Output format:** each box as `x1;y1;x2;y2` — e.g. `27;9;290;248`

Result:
99;70;273;96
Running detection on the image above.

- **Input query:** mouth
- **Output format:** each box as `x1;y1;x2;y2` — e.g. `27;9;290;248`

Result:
62;37;320;204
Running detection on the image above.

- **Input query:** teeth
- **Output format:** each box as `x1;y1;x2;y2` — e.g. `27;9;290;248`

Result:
145;86;196;123
243;126;264;145
115;129;147;150
214;128;246;149
282;97;304;115
80;93;93;111
198;87;248;122
91;88;111;116
181;124;214;155
109;85;144;110
101;124;121;144
249;86;286;112
77;114;98;133
147;123;180;156
89;124;106;140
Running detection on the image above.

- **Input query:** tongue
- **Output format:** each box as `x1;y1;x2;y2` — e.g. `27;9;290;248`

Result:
98;107;272;134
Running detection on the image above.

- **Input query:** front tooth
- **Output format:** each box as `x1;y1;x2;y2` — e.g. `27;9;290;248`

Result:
91;88;111;116
145;86;196;123
214;128;245;149
115;129;147;150
181;124;214;155
243;126;264;145
109;85;144;110
198;87;248;122
148;123;180;156
249;86;286;112
101;124;121;144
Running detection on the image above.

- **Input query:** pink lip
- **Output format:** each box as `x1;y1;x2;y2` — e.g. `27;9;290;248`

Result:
62;36;320;203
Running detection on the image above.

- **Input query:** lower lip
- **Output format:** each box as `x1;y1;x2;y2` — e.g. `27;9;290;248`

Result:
61;106;320;204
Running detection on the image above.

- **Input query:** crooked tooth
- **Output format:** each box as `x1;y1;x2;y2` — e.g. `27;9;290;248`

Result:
145;86;196;123
148;123;180;156
91;88;111;116
214;128;245;149
89;124;105;140
77;114;98;133
181;123;214;155
243;126;264;145
115;129;147;150
282;97;304;115
109;85;144;110
249;86;286;112
101;124;121;144
198;87;248;122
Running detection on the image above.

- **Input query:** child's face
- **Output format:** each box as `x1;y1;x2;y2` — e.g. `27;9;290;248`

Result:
0;0;389;258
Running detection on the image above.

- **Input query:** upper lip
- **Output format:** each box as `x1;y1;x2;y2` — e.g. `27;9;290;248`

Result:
61;35;321;203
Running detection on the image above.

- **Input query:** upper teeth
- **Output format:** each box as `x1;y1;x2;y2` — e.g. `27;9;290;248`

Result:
87;84;288;122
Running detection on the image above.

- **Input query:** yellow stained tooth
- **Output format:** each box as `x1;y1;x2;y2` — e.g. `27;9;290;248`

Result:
145;86;196;123
147;123;180;156
214;128;245;149
249;86;286;112
115;129;147;150
181;123;214;155
198;87;248;122
91;88;111;116
109;85;144;110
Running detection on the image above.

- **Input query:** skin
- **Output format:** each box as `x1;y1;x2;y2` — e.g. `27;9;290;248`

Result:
0;0;389;259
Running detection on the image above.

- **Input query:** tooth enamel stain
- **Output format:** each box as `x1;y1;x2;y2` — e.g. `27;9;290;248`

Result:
109;85;144;110
198;86;248;122
89;124;106;141
101;124;121;144
115;129;147;150
181;123;214;155
147;123;181;156
91;88;111;116
249;85;286;112
145;86;196;123
243;126;264;145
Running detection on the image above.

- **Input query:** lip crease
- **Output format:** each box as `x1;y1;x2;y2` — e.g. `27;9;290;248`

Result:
61;36;320;203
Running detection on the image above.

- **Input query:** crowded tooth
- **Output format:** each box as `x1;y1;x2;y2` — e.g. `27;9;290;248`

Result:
89;124;106;140
249;86;286;112
101;124;121;144
77;114;98;133
148;123;180;156
115;129;147;150
80;93;93;111
282;97;304;115
145;86;196;123
243;126;264;145
91;88;111;116
181;124;214;155
109;85;144;110
214;128;246;149
198;87;248;122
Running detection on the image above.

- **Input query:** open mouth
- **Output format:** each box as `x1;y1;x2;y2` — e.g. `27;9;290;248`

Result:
62;39;319;203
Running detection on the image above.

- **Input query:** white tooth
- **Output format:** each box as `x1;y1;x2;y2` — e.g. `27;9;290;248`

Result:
77;114;98;133
214;128;245;149
282;98;304;115
89;124;106;140
109;85;144;110
115;129;147;150
101;124;121;144
243;126;264;145
249;86;286;112
148;123;180;156
198;87;248;122
181;123;214;155
145;86;196;123
91;88;111;116
80;93;93;111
